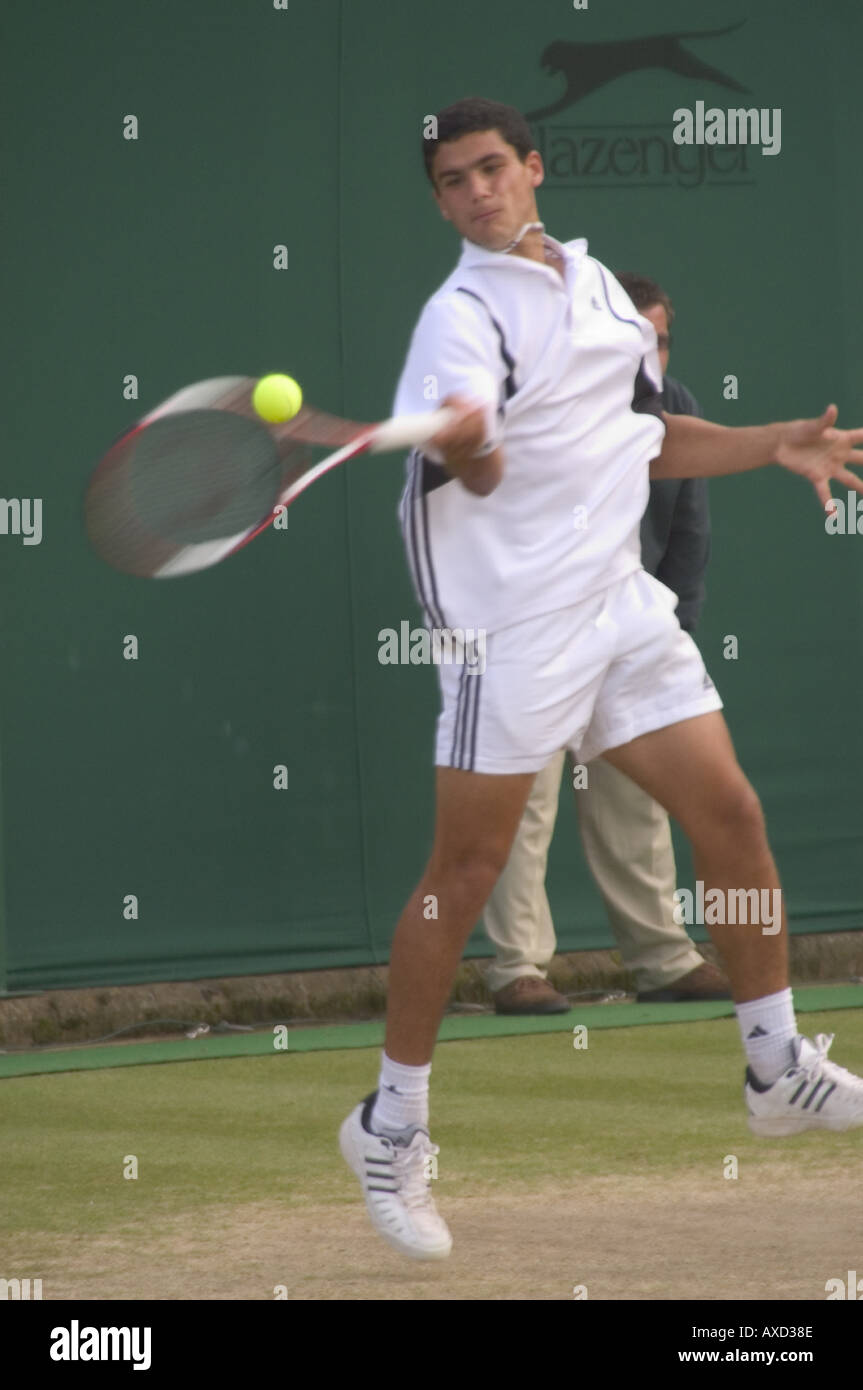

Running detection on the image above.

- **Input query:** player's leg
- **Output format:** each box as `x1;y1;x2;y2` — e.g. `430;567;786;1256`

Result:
481;750;570;1014
580;570;863;1135
599;711;863;1134
599;711;785;1002
576;755;727;1000
339;763;536;1259
578;572;783;1002
385;764;538;1064
342;595;616;1257
379;597;614;1070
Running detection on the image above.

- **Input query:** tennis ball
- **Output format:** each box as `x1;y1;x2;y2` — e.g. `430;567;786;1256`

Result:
252;373;303;423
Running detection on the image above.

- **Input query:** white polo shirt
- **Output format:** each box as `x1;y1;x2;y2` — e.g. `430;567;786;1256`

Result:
395;234;666;636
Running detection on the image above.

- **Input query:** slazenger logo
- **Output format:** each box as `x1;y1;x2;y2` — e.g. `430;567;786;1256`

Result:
526;21;759;191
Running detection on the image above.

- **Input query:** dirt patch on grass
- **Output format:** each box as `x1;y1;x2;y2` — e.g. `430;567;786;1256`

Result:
8;1159;858;1301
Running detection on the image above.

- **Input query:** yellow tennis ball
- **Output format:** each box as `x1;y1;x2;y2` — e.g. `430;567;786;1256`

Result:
252;374;303;423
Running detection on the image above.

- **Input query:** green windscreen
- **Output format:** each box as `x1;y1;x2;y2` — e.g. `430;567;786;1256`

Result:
1;0;860;990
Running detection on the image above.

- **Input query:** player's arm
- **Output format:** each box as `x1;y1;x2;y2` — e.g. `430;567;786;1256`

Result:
394;293;508;498
650;406;863;506
427;395;503;496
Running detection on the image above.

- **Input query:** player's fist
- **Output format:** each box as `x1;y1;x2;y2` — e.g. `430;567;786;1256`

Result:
429;395;489;460
428;395;503;496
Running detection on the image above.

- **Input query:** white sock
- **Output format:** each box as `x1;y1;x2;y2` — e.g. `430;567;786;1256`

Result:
370;1053;431;1133
736;988;798;1085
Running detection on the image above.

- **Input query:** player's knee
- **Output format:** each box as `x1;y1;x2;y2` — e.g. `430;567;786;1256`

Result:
428;850;508;917
709;778;766;846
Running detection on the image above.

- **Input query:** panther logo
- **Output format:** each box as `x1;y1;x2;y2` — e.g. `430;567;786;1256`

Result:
526;21;749;122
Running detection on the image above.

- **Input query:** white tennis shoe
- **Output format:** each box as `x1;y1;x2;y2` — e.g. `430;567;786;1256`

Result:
339;1093;452;1260
745;1033;863;1136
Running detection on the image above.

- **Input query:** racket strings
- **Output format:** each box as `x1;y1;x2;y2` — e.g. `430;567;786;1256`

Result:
131;411;284;543
172;380;367;449
86;409;316;576
84;379;372;578
273;408;368;449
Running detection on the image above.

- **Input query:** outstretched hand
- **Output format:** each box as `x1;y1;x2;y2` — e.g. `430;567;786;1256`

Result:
775;405;863;508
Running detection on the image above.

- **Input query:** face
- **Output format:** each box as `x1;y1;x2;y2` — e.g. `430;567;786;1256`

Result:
431;130;544;252
641;302;671;375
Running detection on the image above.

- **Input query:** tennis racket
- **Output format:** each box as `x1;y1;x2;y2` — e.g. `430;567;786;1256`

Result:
84;376;453;578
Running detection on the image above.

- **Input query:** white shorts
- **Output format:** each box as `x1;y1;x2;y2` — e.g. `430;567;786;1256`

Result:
435;569;723;774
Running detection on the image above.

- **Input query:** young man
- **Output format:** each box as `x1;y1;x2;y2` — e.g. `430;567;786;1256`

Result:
339;97;863;1261
483;272;728;1015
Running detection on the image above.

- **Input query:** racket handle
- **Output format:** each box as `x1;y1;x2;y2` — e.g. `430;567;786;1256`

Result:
369;407;456;454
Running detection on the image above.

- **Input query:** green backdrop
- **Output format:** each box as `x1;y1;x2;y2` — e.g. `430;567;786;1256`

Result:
1;0;861;991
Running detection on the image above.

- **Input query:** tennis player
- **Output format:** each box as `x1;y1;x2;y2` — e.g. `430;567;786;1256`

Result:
339;98;863;1260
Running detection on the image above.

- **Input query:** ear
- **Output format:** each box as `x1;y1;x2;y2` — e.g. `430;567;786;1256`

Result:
526;149;544;190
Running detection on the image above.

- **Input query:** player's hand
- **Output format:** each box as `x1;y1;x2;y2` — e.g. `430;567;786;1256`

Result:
429;394;503;496
429;395;490;464
774;405;863;508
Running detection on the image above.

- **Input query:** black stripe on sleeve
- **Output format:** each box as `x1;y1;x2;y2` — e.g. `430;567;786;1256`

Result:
632;358;665;419
419;451;451;497
454;287;517;406
595;261;641;330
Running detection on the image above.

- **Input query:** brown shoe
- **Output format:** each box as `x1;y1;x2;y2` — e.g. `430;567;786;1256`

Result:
637;961;731;1003
492;976;571;1015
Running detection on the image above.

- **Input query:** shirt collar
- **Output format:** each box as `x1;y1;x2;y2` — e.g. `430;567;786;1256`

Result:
458;233;588;276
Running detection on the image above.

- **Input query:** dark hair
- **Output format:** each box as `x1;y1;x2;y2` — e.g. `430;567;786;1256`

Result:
615;272;674;325
422;97;534;184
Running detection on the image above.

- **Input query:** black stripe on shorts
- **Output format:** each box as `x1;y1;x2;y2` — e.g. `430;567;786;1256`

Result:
450;660;482;770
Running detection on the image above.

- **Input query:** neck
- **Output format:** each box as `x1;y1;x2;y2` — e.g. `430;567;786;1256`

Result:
509;227;564;280
506;224;547;262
